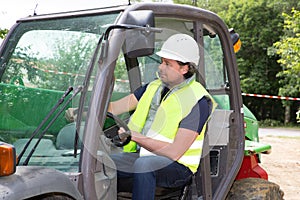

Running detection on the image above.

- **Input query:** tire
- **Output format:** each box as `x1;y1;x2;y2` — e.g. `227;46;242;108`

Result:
226;178;284;200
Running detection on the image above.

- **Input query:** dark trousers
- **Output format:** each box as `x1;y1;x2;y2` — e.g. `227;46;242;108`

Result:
111;153;193;200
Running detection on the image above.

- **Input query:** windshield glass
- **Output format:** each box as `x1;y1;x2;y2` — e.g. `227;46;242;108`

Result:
0;13;119;172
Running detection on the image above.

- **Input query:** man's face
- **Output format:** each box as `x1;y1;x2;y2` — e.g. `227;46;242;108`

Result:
158;58;188;88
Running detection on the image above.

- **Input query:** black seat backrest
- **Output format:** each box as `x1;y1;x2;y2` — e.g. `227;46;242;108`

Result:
56;122;80;149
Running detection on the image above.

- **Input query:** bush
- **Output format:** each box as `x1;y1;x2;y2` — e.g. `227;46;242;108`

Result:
259;119;283;127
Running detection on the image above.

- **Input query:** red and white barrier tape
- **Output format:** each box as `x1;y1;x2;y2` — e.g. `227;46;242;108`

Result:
32;65;129;83
242;93;300;101
32;65;86;77
30;65;299;101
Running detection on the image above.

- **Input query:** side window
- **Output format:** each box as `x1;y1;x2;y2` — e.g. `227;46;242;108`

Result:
112;53;130;100
204;35;228;90
204;34;230;110
138;54;161;85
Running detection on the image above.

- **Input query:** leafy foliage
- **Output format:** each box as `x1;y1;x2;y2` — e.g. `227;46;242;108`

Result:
2;45;40;85
173;0;229;13
0;28;8;39
173;0;300;123
224;0;283;94
270;8;300;104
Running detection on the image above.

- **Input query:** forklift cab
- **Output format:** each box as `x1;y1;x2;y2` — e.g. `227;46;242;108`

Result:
0;3;244;200
92;4;244;199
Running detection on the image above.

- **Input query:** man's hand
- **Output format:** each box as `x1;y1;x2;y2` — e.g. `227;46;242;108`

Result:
65;108;78;122
118;127;131;142
109;127;131;147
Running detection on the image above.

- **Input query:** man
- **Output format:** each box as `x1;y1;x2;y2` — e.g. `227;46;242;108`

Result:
109;33;216;200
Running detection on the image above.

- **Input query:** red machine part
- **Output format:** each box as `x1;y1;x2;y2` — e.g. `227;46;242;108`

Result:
235;155;268;180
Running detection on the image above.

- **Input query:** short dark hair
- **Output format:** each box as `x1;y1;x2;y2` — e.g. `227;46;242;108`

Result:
177;61;197;79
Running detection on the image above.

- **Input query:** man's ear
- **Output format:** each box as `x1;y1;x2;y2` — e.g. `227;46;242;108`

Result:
181;64;189;75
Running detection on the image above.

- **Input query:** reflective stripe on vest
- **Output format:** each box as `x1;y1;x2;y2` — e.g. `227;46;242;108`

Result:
124;79;216;173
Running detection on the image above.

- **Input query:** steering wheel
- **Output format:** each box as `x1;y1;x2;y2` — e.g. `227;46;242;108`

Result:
105;112;131;147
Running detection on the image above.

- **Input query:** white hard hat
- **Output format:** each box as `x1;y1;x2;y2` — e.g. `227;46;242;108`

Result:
156;34;200;65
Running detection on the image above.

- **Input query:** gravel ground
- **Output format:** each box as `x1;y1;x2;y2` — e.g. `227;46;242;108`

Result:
259;128;300;200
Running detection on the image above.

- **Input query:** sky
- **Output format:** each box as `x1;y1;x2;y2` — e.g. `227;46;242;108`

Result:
0;0;131;29
0;0;174;29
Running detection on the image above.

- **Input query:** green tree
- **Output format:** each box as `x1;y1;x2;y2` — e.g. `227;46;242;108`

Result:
0;28;8;39
175;0;284;121
173;0;229;13
219;0;287;121
219;0;299;123
174;0;300;123
269;8;300;123
173;0;193;6
225;0;283;90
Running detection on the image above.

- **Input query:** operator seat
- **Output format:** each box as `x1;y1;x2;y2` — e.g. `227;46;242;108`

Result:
56;122;81;149
117;177;193;200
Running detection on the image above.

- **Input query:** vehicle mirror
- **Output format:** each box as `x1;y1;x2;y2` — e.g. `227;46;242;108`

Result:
123;10;155;58
0;142;16;176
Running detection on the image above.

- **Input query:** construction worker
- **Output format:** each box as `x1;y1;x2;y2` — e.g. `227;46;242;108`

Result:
109;34;216;200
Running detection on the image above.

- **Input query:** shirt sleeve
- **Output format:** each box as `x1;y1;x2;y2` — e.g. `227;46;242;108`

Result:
179;97;210;133
133;84;148;101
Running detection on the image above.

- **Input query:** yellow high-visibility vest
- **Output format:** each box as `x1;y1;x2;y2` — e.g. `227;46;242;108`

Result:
124;78;215;173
